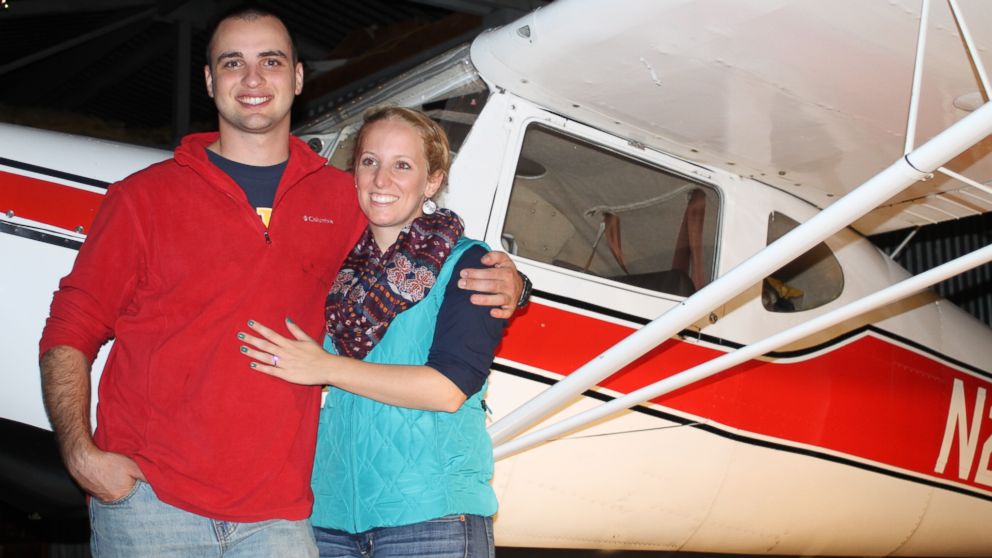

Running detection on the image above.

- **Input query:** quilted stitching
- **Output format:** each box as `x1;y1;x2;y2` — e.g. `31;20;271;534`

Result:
311;239;497;533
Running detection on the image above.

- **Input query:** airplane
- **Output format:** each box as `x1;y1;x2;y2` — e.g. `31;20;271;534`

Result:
3;0;992;555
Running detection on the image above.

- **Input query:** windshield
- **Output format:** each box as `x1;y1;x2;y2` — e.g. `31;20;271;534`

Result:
294;45;489;171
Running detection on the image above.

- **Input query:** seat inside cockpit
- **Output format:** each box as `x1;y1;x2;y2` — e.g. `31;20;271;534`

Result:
501;124;720;298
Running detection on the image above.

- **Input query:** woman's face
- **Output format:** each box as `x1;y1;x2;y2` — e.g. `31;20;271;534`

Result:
354;118;444;250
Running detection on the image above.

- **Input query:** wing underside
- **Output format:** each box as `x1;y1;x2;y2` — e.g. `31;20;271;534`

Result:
471;0;992;234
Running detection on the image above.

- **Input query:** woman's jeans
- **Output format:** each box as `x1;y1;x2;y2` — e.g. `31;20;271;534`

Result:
313;514;494;558
88;480;317;557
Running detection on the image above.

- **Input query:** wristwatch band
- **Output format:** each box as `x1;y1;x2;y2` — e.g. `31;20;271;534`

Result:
516;272;533;308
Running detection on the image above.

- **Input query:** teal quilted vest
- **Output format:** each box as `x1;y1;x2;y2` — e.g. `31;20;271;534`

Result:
310;238;497;533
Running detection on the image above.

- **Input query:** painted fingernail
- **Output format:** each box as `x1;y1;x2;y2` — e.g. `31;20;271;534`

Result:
250;362;257;369
286;317;294;324
247;320;255;326
237;333;245;340
240;346;247;353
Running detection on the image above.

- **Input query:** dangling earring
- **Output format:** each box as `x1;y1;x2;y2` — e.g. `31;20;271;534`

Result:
422;198;437;215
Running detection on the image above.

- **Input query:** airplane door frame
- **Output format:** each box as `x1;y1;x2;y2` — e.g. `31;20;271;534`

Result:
481;94;728;324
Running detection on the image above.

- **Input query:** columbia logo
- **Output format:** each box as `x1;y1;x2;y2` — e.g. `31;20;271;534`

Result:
303;215;334;224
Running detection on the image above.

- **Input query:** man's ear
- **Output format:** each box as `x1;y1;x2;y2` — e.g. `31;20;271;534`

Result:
204;65;214;98
294;62;304;95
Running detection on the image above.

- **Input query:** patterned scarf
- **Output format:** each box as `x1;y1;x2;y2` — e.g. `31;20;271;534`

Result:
325;208;464;359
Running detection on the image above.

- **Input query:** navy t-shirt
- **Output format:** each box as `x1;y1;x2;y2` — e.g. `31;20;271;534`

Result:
207;149;286;227
426;245;506;398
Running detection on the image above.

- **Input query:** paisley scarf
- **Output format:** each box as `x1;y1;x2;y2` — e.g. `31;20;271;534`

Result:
325;208;464;359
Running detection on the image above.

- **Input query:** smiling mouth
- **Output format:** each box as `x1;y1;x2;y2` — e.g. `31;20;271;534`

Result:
238;95;272;106
370;194;399;204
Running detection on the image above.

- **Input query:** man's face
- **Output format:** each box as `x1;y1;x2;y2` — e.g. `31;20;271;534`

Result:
204;16;303;138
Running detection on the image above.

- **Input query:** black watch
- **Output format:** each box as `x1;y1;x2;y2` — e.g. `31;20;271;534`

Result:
516;272;533;308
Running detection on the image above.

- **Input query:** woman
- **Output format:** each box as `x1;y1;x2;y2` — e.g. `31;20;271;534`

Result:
237;106;503;557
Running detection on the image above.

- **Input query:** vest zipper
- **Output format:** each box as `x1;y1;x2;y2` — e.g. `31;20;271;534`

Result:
263;230;271;245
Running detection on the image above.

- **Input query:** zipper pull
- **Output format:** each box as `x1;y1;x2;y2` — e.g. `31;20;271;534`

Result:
481;399;492;416
263;230;272;245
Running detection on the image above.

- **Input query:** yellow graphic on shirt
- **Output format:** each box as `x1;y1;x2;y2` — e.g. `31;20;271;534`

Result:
257;207;272;228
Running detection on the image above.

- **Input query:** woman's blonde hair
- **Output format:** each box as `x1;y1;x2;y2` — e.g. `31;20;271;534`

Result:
354;106;452;186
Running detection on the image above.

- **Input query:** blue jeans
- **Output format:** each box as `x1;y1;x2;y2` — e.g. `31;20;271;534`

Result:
88;480;317;557
313;514;494;558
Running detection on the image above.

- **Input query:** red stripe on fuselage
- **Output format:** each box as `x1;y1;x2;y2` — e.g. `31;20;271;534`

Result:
6;173;989;494
497;302;992;493
0;170;104;233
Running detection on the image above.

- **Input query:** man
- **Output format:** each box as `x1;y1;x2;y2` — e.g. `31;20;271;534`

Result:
39;7;523;557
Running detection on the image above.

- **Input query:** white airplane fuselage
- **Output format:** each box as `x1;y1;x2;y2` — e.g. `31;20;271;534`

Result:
3;0;992;555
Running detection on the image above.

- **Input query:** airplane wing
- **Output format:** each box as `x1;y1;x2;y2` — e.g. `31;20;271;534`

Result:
470;0;992;234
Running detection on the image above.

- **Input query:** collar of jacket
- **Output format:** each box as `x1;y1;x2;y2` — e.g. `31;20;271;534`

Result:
173;132;329;205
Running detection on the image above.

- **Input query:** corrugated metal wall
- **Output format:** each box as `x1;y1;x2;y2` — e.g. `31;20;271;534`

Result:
872;213;992;327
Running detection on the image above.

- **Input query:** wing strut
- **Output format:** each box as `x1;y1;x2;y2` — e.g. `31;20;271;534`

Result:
947;0;992;100
916;1;992;195
488;101;992;448
494;242;992;460
905;0;931;154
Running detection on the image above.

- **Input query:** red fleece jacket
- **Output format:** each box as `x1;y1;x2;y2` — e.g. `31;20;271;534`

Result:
40;133;366;521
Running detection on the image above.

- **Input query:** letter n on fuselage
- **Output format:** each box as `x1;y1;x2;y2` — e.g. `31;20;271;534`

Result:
934;378;986;480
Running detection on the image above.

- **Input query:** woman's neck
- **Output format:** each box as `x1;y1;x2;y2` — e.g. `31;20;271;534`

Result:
370;216;421;253
371;226;400;253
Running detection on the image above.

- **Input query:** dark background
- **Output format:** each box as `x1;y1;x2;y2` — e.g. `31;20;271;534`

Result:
0;0;541;148
0;1;987;556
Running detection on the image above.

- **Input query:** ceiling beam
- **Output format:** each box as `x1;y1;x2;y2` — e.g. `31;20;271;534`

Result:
0;0;156;18
0;8;156;76
407;0;546;16
2;16;158;105
173;18;192;144
61;27;174;111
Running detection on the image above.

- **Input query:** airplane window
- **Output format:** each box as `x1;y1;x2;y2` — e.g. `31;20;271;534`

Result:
762;212;844;312
326;90;489;172
502;124;719;297
295;45;490;171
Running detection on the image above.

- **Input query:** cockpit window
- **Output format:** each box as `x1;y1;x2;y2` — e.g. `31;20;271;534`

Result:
502;124;720;297
763;211;844;312
294;45;488;171
326;91;487;172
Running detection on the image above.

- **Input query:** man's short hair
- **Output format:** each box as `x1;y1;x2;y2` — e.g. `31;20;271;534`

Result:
205;4;299;69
